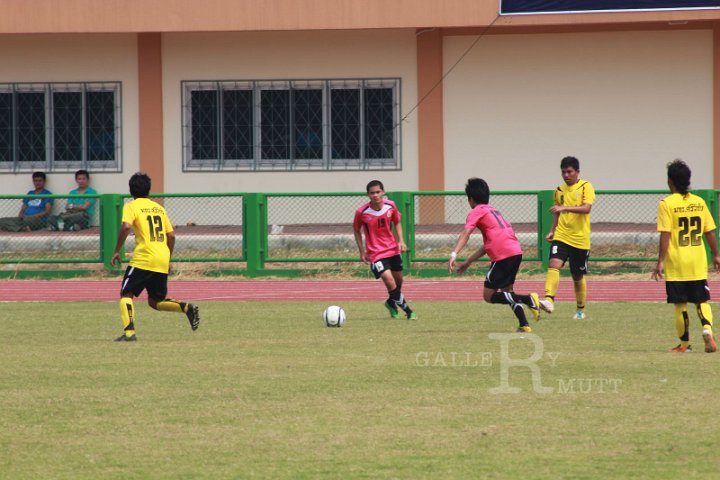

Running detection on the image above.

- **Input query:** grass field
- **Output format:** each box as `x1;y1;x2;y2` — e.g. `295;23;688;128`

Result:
1;300;718;479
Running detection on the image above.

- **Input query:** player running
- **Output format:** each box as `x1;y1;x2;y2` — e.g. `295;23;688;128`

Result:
651;159;720;353
353;180;416;320
448;177;541;332
111;172;200;341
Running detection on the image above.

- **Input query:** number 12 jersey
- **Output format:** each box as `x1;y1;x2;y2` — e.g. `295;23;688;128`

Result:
122;197;174;273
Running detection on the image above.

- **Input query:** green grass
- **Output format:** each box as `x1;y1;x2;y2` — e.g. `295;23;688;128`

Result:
1;300;718;479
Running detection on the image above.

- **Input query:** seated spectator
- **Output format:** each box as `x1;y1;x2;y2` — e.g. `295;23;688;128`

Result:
0;172;53;232
49;169;97;231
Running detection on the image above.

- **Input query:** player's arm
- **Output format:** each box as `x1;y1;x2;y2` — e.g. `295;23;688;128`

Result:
39;200;53;217
167;230;176;257
353;228;368;263
393;220;407;253
111;222;133;267
651;231;670;281
456;245;486;275
550;203;592;215
18;202;27;218
448;228;473;273
704;230;720;272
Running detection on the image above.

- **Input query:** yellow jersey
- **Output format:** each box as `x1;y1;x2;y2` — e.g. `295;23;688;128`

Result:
553;180;595;249
657;192;715;281
122;197;174;273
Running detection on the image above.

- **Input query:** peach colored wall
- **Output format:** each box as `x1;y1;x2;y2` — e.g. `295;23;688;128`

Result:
0;1;718;34
0;34;139;196
161;30;418;193
443;30;713;191
138;33;164;193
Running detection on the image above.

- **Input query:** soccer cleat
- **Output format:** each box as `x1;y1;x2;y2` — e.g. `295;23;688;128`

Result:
528;292;541;322
539;298;554;314
573;310;587;320
516;326;532;333
114;334;137;342
669;344;692;353
186;304;200;330
407;311;417;320
384;300;400;319
702;329;717;353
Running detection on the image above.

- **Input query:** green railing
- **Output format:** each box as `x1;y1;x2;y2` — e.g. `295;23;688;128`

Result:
0;189;716;278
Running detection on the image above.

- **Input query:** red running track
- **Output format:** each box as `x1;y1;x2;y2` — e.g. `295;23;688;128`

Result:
0;279;687;302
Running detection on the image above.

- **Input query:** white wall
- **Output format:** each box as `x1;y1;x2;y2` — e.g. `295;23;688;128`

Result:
443;30;714;192
0;33;139;196
162;29;418;194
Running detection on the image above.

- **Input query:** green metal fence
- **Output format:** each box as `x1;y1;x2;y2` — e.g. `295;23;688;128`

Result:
0;189;717;278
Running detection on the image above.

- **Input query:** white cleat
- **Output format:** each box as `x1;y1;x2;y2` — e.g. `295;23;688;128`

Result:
539;299;554;314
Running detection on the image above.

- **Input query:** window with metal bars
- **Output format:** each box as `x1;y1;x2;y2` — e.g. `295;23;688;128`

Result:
182;79;400;171
0;82;121;172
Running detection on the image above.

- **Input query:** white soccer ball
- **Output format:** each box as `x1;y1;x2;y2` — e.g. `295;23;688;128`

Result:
323;305;346;327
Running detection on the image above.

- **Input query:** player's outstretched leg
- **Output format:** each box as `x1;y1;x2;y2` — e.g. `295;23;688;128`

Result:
154;299;201;331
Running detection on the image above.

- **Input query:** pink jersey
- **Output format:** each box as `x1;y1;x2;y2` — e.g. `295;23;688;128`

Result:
464;203;522;261
353;199;401;263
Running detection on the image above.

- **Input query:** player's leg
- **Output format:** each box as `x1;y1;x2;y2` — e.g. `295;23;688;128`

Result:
147;273;200;331
690;280;715;353
542;241;566;314
666;281;691;352
484;257;533;331
570;248;590;319
671;303;691;352
116;295;137;341
389;255;415;319
116;266;143;341
373;258;400;319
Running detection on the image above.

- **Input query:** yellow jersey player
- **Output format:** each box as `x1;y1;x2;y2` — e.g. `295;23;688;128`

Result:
110;173;200;341
652;160;720;353
540;156;595;319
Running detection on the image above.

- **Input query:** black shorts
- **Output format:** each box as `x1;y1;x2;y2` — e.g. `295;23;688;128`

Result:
120;266;168;301
484;254;522;290
665;280;710;304
370;254;403;279
549;240;589;277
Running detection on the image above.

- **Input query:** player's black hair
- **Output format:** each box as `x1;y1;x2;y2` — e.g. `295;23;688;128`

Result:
75;169;90;179
129;172;151;198
667;159;691;195
366;180;384;192
465;177;490;205
560;156;580;171
32;171;46;180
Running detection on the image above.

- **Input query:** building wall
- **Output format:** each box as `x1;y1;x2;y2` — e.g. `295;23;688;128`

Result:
443;29;714;191
161;29;419;193
0;34;139;196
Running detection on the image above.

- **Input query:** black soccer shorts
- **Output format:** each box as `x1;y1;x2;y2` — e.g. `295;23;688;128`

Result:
549;240;589;277
120;266;168;301
484;254;522;290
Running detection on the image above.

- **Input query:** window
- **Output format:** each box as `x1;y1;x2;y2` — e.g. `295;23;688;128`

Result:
182;79;400;171
0;82;121;172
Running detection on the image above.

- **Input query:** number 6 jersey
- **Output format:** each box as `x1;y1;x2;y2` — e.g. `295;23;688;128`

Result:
122;197;174;273
657;192;716;281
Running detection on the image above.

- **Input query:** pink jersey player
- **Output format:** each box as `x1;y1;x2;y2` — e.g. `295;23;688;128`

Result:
464;203;522;262
353;180;416;320
353;199;401;263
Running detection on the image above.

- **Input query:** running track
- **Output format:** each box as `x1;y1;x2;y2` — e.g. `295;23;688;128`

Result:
0;279;690;302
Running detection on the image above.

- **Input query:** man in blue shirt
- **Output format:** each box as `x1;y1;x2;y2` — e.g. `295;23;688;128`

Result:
0;172;53;232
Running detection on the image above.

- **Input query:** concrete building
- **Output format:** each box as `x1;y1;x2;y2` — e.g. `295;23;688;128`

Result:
0;0;719;196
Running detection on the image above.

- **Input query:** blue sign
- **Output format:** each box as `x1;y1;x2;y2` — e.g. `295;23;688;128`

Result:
501;0;720;14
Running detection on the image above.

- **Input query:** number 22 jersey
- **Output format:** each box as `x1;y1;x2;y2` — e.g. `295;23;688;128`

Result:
657;192;715;281
122;197;174;273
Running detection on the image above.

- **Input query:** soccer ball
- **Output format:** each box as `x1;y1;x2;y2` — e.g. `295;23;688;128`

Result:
323;305;346;327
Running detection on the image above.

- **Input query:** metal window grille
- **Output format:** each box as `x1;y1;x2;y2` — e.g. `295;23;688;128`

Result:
182;78;400;171
0;82;121;172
